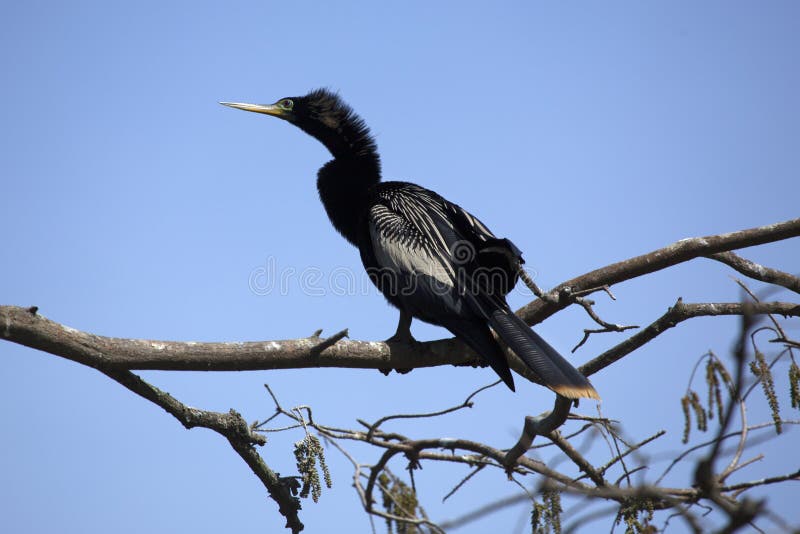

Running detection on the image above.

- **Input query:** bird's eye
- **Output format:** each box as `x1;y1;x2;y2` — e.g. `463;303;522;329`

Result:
279;99;294;110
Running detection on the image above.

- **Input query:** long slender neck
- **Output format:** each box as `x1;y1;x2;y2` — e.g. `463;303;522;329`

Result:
301;103;382;246
317;153;380;246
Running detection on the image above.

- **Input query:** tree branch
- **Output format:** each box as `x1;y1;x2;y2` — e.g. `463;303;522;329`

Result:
708;251;800;294
580;300;800;377
98;368;303;533
0;305;478;371
516;217;800;325
3;300;796;381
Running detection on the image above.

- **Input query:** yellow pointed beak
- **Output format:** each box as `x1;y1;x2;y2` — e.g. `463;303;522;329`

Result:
219;101;286;118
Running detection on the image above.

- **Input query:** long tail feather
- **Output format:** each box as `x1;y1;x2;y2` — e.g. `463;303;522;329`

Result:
487;308;599;400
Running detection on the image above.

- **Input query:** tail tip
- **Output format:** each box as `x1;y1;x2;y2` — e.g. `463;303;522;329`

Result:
501;374;516;392
554;383;601;401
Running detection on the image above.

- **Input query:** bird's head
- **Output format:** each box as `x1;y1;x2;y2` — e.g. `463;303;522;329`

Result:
221;88;376;159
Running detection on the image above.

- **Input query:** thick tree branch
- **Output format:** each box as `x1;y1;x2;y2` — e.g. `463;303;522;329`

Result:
0;305;476;371
3;300;796;383
97;368;303;533
516;217;800;325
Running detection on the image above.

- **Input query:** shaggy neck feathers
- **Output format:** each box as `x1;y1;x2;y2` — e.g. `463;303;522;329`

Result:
298;89;381;162
295;89;381;245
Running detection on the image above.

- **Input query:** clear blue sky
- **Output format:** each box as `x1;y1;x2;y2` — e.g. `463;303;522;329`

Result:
1;2;798;533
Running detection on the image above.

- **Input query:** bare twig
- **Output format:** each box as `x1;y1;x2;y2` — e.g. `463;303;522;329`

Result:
596;430;667;478
548;430;607;487
442;464;485;503
567;295;639;352
365;380;500;440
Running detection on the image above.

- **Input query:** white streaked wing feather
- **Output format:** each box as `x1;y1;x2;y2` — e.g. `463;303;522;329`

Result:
369;204;455;287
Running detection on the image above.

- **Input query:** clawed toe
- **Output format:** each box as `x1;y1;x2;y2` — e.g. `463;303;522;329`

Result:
385;332;418;345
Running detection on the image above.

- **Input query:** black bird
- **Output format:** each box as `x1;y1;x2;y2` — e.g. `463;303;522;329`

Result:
221;89;598;400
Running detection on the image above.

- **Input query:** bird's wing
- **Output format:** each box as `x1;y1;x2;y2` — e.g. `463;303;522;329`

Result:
367;183;598;400
368;184;488;288
366;184;515;389
441;195;524;297
367;183;519;304
441;198;496;242
367;188;460;304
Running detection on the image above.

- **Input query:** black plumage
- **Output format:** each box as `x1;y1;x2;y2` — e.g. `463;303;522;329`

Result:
221;89;599;400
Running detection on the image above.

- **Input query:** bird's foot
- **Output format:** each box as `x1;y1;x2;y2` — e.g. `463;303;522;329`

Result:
382;311;421;375
384;331;419;345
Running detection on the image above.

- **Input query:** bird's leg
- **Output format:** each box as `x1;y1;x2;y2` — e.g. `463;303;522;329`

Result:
385;309;416;344
382;309;418;376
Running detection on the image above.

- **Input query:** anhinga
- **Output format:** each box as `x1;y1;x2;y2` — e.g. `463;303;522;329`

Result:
221;89;598;400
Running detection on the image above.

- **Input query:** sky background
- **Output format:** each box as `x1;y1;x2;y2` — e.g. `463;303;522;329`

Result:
1;2;798;533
